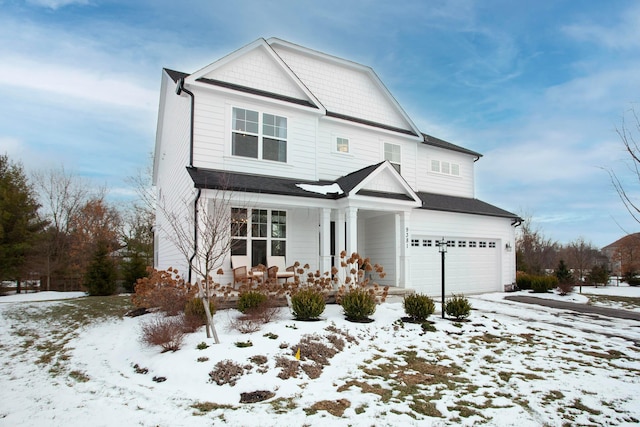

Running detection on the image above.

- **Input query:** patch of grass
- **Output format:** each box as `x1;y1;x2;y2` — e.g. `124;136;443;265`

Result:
586;295;640;311
234;340;253;348
68;370;90;382
268;397;298;414
191;401;235;414
543;390;565;403
354;403;368;414
578;349;625;360
304;399;350;417
569;398;601;416
337;380;393;402
263;332;278;340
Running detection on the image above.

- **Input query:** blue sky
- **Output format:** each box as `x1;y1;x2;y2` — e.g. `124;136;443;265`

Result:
1;0;639;247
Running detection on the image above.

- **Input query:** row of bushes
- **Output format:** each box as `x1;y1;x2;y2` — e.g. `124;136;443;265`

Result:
516;273;559;293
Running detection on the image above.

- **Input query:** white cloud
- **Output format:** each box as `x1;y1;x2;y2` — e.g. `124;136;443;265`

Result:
26;0;89;10
563;4;640;50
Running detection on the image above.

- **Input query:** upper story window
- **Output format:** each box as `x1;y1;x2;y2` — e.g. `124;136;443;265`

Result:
430;159;460;177
384;143;401;173
232;107;287;163
336;137;349;153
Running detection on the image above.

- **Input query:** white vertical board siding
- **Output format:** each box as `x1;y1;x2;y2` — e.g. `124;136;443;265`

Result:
409;209;515;295
416;146;475;197
154;81;195;276
361;214;397;286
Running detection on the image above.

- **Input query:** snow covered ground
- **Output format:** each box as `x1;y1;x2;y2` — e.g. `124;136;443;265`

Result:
1;285;639;426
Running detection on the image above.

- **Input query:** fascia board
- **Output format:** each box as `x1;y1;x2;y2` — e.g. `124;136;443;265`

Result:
350;162;422;205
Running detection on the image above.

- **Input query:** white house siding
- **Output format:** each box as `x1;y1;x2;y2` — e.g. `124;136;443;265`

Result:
192;89;319;181
416;146;475;197
154;75;196;276
408;209;515;296
202;46;309;101
315;119;419;185
360;213;397;287
271;45;412;132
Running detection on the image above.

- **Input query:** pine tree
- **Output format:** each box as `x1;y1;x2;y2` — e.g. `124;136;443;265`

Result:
0;155;46;286
84;240;117;296
555;259;573;284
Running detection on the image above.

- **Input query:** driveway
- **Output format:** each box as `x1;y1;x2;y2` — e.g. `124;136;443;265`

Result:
504;295;640;321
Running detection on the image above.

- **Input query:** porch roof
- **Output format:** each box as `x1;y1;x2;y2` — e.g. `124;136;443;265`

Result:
417;191;521;220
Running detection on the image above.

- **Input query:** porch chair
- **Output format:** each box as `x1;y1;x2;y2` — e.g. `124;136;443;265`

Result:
231;255;264;287
267;256;296;283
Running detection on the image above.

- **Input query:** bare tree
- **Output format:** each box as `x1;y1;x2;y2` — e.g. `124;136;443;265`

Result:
32;166;96;290
516;214;558;275
564;237;599;282
609;106;640;223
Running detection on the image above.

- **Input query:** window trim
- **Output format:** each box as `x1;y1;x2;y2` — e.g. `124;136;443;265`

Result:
335;136;350;154
231;107;288;163
384;142;401;173
430;159;460;177
230;208;288;265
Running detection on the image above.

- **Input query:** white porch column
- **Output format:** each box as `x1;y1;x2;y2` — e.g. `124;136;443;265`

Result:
397;211;411;289
345;207;358;256
336;210;346;284
319;208;332;275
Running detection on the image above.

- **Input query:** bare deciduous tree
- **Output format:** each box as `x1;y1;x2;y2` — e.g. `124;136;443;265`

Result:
564;237;599;282
609;106;640;224
516;214;558;275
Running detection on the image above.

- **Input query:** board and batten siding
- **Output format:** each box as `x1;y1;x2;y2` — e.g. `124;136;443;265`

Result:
359;214;397;287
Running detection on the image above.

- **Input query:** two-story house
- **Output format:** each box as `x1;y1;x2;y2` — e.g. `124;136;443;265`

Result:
153;37;521;296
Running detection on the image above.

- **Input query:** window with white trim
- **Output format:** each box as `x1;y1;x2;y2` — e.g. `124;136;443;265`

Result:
411;239;420;247
336;137;349;153
479;241;487;248
384;143;401;173
231;208;287;266
458;240;466;248
489;242;496;248
469;241;477;248
232;107;287;162
430;159;460;177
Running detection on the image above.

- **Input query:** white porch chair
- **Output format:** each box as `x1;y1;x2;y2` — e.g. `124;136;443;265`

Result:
231;255;264;287
267;256;296;283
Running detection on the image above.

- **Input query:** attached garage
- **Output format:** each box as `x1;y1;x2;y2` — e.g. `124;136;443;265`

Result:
409;236;502;296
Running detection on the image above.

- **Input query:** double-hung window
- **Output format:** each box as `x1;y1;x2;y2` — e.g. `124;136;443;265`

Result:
336;137;349;153
384;143;401;173
231;208;287;266
232;107;287;162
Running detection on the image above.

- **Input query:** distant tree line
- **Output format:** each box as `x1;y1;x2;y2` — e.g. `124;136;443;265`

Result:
0;154;153;295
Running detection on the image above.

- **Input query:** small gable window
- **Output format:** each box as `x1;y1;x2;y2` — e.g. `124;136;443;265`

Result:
336;137;349;153
384;143;401;173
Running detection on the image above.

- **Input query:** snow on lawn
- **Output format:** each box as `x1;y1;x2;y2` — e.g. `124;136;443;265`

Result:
0;289;639;426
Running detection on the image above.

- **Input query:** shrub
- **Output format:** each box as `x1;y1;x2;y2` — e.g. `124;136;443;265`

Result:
184;297;216;324
403;293;435;322
140;315;186;352
84;240;118;296
237;291;268;314
628;277;640;287
132;268;197;315
557;281;574;296
291;288;326;320
209;360;248;386
444;294;472;320
340;287;376;321
516;273;533;290
532;276;557;293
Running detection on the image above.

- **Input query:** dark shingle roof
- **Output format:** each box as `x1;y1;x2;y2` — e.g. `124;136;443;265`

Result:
422;133;482;159
164;68;189;83
417;191;520;220
187;167;338;199
335;162;384;195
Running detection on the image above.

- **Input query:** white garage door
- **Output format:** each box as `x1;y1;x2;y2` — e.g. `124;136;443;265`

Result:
410;237;501;296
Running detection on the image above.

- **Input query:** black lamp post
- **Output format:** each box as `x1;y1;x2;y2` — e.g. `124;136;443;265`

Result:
438;237;447;319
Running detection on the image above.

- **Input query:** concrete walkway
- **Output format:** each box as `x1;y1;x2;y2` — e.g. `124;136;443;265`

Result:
504;295;640;321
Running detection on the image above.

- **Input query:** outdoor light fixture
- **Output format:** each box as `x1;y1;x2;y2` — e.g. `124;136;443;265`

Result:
438;237;447;319
505;242;512;251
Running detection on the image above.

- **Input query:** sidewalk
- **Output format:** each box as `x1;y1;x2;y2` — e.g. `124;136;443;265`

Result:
504;295;640;321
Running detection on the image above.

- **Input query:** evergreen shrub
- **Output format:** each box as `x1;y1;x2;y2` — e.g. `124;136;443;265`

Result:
444;294;472;320
291;288;326;320
184;297;216;325
237;291;268;314
403;293;435;322
340;288;376;321
531;276;557;293
516;273;533;290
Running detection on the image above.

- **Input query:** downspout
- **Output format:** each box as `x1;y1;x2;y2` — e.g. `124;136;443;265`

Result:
176;77;198;283
188;188;202;284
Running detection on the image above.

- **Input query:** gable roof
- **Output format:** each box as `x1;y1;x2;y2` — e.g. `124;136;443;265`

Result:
602;232;640;251
417;191;521;220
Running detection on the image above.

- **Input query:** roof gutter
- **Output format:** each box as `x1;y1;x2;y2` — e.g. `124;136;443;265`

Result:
176;78;195;167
